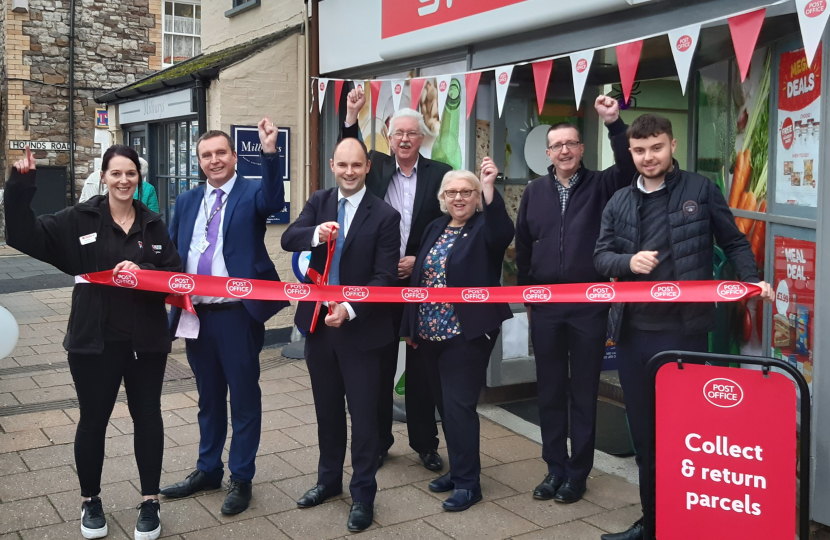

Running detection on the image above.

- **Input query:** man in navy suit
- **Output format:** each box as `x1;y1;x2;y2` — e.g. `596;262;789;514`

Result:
281;137;400;533
160;120;288;515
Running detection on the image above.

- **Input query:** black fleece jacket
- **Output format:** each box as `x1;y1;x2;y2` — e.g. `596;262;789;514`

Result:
4;169;182;354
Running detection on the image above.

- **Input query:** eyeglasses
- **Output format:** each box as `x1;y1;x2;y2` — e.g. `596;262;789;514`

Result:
444;189;476;199
392;131;421;140
548;141;581;152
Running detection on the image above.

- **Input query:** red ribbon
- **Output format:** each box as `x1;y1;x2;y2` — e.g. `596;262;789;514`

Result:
82;268;759;306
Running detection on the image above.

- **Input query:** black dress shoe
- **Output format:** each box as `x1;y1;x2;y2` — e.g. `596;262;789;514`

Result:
418;449;443;471
532;474;564;500
159;470;222;498
296;484;343;508
221;479;252;515
442;487;483;512
428;472;454;493
600;519;643;540
553;478;586;504
347;502;374;532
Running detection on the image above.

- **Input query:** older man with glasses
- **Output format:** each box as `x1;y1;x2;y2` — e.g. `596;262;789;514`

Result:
515;95;636;504
341;86;452;475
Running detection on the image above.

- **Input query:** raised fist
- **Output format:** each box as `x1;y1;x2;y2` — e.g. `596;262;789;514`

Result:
594;94;620;125
345;86;366;126
258;118;278;154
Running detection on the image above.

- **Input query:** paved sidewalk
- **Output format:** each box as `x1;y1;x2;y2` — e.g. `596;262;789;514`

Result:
0;285;644;540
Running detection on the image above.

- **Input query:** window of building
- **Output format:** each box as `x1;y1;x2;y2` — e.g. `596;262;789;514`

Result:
156;120;201;220
226;0;260;18
163;1;202;67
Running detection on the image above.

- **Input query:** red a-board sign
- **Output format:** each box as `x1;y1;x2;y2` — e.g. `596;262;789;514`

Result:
655;363;796;539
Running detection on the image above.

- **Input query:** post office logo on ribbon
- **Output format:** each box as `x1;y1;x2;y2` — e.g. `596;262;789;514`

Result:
284;283;311;300
402;288;428;302
703;378;744;408
717;281;749;300
226;279;253;298
523;287;551;302
586;284;615;302
651;283;681;301
343;286;370;301
462;288;489;302
113;270;138;289
169;274;196;294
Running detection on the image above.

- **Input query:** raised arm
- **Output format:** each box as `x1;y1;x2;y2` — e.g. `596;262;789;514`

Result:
594;95;637;196
256;117;287;217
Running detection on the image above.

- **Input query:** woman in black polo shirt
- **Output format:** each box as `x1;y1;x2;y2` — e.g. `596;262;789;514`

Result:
5;145;181;540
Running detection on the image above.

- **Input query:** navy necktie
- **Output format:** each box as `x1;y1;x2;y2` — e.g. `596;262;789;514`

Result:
328;198;347;285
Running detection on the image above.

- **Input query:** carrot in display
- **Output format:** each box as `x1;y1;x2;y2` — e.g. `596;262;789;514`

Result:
730;149;752;208
735;190;757;235
751;200;767;267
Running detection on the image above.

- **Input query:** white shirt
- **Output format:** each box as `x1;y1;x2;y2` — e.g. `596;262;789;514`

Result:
310;186;367;320
636;175;667;193
386;157;419;258
186;174;238;304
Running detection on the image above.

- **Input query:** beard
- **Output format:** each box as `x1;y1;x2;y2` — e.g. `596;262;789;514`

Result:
639;161;673;180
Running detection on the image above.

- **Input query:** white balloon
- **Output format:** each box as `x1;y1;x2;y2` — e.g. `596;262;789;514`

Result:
0;307;19;359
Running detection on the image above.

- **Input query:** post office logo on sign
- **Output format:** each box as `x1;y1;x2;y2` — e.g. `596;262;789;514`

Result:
169;274;196;294
805;0;827;17
586;284;615;302
651;283;681;301
395;83;402;95
703;378;744;408
576;58;589;73
226;279;253;298
402;288;428;302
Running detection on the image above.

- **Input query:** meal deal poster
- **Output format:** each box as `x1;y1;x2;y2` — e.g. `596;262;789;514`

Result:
655;363;796;540
776;45;822;207
771;236;815;390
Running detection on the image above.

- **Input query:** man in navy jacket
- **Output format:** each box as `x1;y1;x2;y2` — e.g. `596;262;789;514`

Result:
161;121;288;515
281;137;400;533
515;95;635;505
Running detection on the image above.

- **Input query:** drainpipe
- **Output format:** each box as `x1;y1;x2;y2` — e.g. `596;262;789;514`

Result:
196;77;207;182
68;0;76;205
309;0;320;193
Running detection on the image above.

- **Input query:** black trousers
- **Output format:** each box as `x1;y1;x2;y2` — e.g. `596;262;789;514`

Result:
530;305;607;482
304;311;382;503
67;340;167;497
417;330;497;490
379;302;439;455
616;326;707;514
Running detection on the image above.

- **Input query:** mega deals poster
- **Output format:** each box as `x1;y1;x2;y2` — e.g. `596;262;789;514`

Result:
776;45;822;207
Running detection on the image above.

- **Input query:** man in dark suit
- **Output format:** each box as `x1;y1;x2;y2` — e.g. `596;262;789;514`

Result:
160;120;289;515
342;86;450;472
281;137;400;533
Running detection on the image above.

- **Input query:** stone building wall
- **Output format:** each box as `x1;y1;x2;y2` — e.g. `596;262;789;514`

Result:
1;0;163;218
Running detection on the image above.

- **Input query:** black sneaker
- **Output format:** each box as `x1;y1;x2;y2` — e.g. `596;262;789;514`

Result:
134;499;161;540
80;497;107;539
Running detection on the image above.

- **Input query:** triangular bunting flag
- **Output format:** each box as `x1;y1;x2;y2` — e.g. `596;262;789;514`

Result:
796;0;830;67
465;72;482;119
569;50;594;109
410;78;426;110
495;65;514;117
391;79;405;111
317;78;329;114
436;75;452;121
728;8;766;82
668;24;701;95
370;80;383;119
352;80;365;94
531;60;553;115
333;80;345;115
616;41;643;105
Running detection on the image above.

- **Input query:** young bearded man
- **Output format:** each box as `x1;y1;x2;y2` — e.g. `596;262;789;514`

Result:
593;114;772;540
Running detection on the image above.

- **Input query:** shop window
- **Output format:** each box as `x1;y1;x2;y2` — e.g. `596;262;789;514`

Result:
163;1;201;67
156;120;201;221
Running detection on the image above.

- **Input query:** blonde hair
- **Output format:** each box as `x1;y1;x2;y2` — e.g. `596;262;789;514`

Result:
437;170;483;213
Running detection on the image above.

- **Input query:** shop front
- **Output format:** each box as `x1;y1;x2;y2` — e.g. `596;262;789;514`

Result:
317;0;830;525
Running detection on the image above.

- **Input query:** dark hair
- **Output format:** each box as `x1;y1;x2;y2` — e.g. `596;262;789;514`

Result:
196;130;235;156
332;137;370;163
627;114;674;140
101;144;142;201
547;122;582;143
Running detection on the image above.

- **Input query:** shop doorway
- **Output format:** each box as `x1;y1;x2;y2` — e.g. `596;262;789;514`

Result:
128;130;147;162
